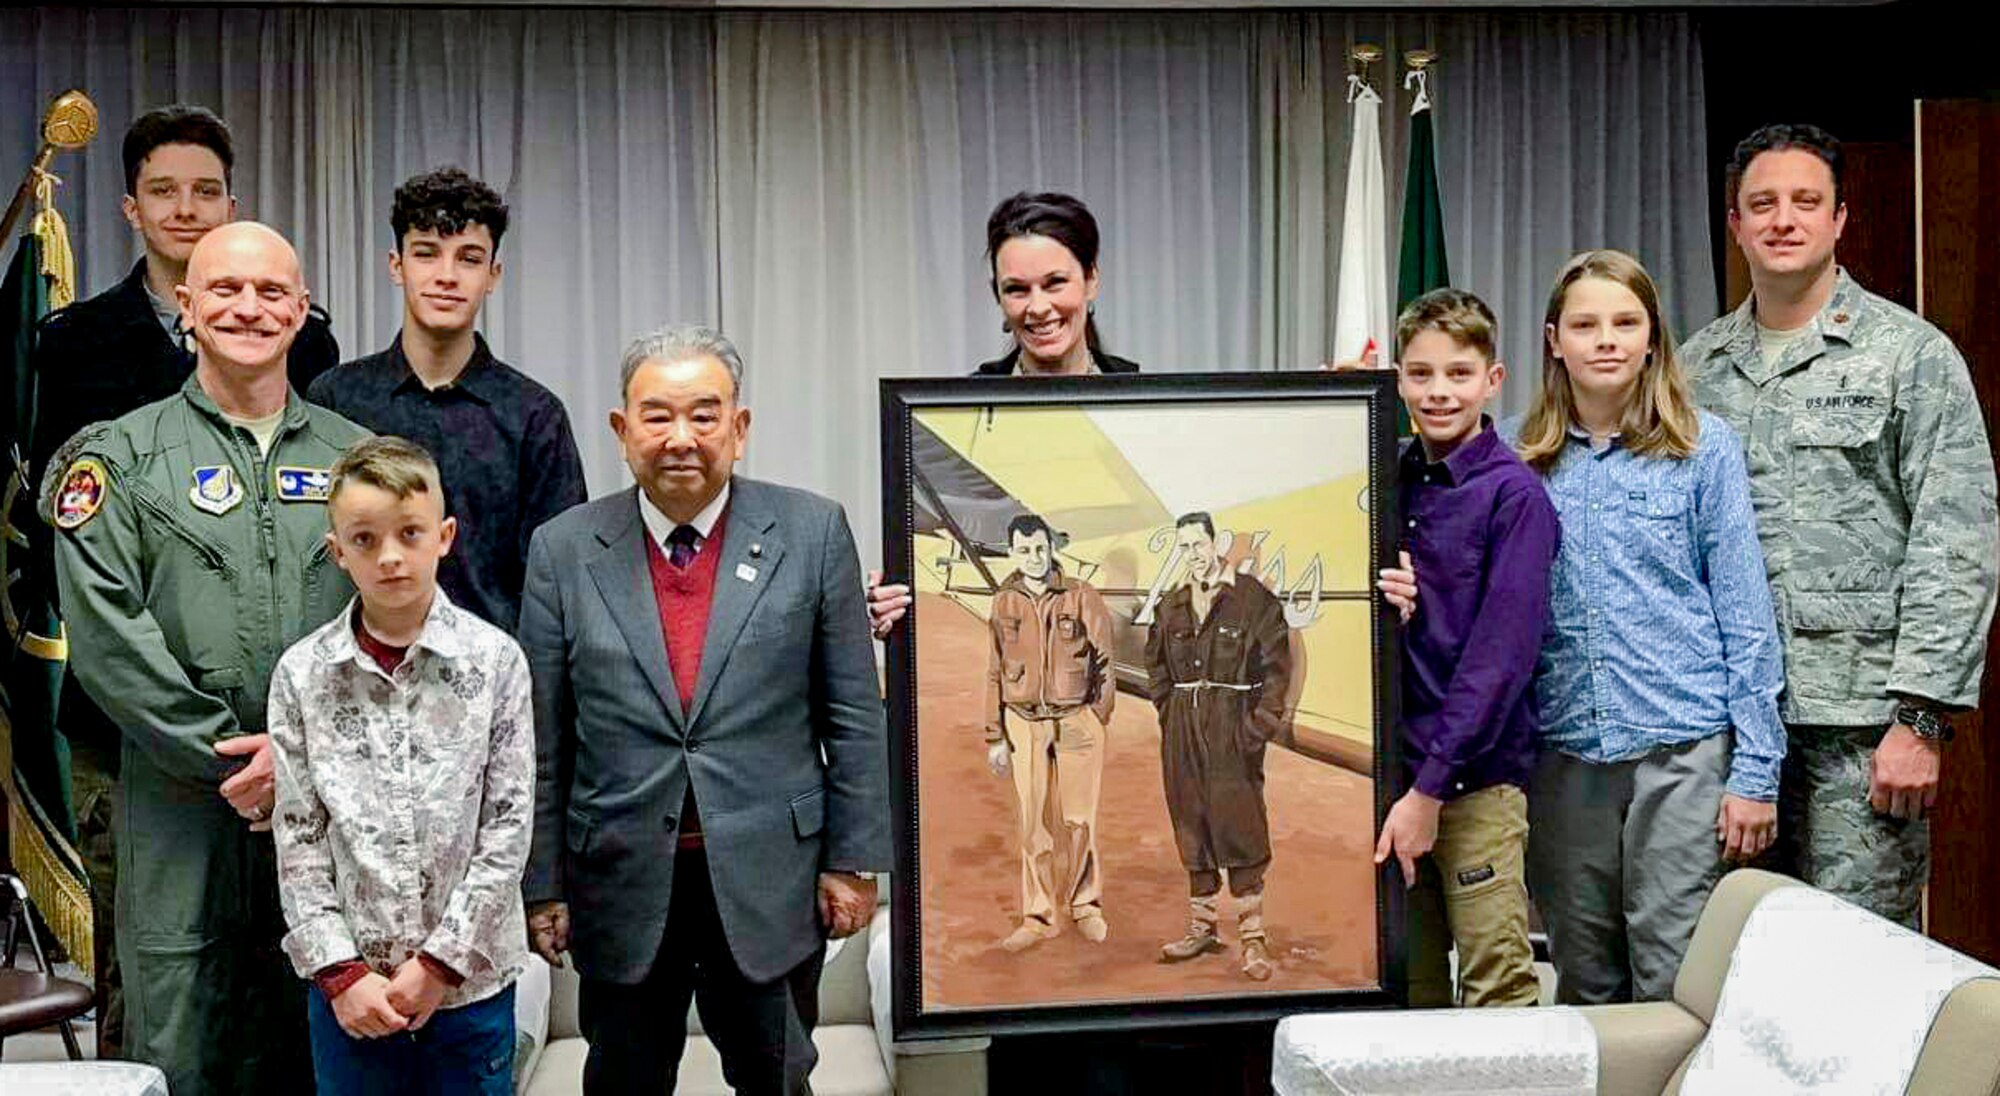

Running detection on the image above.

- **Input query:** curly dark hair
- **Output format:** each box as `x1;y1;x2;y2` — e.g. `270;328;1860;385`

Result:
1726;123;1843;210
122;105;233;196
391;167;510;250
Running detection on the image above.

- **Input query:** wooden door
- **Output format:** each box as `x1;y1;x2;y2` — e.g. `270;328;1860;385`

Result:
1918;98;2000;966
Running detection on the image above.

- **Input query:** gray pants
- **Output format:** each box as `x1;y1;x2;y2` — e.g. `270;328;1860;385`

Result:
1526;734;1729;1004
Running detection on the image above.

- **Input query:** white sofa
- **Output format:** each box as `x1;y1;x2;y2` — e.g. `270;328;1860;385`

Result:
515;904;987;1096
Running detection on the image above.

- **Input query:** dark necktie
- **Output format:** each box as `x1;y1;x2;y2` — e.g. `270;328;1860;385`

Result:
667;524;701;569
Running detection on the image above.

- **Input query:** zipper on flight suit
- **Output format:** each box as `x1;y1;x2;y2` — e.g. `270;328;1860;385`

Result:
226;426;283;667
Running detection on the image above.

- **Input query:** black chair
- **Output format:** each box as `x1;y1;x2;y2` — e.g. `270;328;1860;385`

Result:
0;871;93;1059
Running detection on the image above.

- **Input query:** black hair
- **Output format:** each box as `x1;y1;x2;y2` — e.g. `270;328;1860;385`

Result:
985;191;1104;356
1726;124;1843;210
1006;513;1055;546
391;167;510;251
1175;512;1215;540
122;105;233;196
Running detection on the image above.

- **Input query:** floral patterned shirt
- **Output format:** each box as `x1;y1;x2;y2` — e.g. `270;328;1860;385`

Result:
270;591;534;1007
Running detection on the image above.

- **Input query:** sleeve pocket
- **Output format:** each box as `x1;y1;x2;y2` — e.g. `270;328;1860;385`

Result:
1791;590;1898;632
790;787;825;839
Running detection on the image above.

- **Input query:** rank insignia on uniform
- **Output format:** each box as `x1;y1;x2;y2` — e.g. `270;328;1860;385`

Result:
53;459;108;530
189;466;245;516
275;466;333;502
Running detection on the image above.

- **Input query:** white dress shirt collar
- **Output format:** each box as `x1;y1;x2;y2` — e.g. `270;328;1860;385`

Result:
638;480;732;549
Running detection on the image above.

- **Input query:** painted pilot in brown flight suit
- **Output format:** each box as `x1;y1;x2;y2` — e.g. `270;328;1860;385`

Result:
985;514;1116;953
1145;511;1292;981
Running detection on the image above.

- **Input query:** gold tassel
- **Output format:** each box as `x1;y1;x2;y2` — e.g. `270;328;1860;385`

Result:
7;801;95;977
0;710;96;978
30;169;77;311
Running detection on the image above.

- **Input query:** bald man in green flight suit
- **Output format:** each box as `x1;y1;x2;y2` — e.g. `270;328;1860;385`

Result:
49;222;368;1093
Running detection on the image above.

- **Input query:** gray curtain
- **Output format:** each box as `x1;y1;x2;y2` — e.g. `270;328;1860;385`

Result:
1;6;716;497
2;7;1712;568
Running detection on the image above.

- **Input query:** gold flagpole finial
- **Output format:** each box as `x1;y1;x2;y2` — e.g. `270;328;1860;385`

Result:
42;91;99;150
3;90;98;246
1404;49;1437;72
1352;44;1383;69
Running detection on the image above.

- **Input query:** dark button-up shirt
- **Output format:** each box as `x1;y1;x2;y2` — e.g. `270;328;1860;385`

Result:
1398;421;1560;800
307;333;587;630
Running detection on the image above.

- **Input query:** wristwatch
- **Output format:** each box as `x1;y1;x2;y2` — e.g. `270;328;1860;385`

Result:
1895;701;1954;742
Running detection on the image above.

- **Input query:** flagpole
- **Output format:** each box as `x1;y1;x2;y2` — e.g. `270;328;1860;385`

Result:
0;90;96;247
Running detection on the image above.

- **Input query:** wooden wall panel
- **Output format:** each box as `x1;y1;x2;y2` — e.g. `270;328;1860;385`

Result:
1919;98;2000;967
1720;140;1913;314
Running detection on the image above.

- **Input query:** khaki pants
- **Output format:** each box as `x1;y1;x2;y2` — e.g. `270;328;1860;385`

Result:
1004;709;1106;925
1406;784;1537;1008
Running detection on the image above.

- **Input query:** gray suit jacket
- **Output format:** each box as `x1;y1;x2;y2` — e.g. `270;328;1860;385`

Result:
519;478;890;984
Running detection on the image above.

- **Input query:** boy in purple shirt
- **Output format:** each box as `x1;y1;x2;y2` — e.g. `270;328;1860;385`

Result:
1374;289;1559;1007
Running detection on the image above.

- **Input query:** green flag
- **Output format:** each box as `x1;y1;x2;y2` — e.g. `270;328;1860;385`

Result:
1397;96;1450;311
2;231;94;971
1391;82;1449;438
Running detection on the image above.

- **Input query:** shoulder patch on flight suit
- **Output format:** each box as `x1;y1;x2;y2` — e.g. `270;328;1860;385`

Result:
189;466;245;516
274;466;332;502
38;422;112;526
53;459;108;530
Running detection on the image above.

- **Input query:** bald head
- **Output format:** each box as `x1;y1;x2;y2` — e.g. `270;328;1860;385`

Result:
176;221;310;376
186;221;302;288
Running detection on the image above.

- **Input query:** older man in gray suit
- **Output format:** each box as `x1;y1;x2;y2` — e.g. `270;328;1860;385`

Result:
518;324;890;1095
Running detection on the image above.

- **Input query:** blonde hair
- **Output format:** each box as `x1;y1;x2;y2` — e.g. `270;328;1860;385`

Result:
328;436;443;508
1516;249;1700;473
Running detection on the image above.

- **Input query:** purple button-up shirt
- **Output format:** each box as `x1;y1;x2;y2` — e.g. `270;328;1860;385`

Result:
1398;420;1560;800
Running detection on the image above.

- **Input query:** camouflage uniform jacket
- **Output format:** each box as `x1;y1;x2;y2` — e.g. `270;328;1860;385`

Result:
1683;269;1998;726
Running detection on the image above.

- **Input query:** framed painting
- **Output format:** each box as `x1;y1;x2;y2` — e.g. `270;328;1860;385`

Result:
880;371;1405;1038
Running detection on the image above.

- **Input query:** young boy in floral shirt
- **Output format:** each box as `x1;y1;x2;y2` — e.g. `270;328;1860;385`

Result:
270;436;534;1094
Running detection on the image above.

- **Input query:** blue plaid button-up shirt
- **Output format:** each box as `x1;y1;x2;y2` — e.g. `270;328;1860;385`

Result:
1500;410;1786;800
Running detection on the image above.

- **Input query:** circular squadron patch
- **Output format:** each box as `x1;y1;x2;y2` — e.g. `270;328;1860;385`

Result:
53;459;108;530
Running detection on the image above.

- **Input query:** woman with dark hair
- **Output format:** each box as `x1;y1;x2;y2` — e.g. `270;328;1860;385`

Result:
973;191;1139;376
868;191;1137;632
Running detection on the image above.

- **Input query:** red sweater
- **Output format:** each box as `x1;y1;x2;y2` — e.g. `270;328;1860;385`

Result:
646;508;728;848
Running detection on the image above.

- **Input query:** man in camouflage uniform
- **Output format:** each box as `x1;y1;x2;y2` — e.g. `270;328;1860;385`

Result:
1682;123;1998;928
49;222;367;1092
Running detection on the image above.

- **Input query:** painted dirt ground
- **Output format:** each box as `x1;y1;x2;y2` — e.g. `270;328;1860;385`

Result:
911;591;1379;1014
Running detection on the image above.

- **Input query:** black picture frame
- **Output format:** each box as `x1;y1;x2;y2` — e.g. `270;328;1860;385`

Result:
880;371;1405;1040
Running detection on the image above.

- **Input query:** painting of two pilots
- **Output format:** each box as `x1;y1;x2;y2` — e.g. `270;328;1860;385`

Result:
883;376;1399;1035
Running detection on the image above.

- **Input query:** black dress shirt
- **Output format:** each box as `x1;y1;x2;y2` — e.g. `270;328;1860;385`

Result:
307;332;588;630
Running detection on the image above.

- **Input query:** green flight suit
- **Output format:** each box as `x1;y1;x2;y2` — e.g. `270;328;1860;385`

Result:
49;375;367;1094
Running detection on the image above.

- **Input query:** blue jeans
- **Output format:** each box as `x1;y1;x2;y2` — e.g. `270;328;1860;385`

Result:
308;981;516;1096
